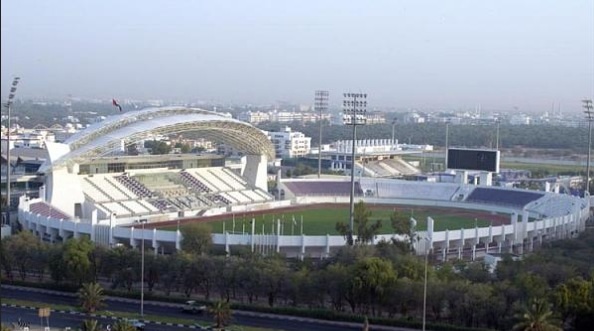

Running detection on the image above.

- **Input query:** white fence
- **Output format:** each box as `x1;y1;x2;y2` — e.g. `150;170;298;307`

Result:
18;194;590;259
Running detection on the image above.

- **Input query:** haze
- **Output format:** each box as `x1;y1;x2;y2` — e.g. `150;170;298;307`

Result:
1;0;593;111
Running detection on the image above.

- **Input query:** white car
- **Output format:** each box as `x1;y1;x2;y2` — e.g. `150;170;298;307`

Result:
182;300;207;314
126;319;146;331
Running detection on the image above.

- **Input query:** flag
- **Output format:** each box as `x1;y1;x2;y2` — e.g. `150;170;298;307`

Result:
112;99;122;112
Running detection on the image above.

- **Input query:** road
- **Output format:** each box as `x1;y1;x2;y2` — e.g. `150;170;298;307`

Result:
1;286;419;331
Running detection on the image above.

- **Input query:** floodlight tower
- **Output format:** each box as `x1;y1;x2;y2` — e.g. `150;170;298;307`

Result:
495;117;501;150
343;92;367;245
3;77;20;219
583;99;594;194
315;91;329;178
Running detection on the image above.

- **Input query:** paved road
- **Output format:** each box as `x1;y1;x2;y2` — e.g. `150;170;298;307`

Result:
1;286;419;331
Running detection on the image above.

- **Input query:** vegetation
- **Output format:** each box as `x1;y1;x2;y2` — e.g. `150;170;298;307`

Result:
78;282;106;313
80;319;101;331
513;298;562;331
180;223;213;255
2;225;594;330
210;301;232;328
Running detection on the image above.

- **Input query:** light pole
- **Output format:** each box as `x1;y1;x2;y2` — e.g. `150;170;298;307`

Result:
3;77;20;220
343;92;367;246
583;99;593;194
445;119;450;169
315;90;329;178
138;219;148;317
391;119;397;145
495;118;501;150
422;235;431;331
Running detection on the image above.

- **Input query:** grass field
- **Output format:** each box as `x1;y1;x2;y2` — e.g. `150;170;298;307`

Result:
162;205;504;235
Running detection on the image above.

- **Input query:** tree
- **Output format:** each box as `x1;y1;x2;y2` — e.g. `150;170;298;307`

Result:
78;282;106;313
111;320;136;331
180;223;213;255
63;237;94;285
336;201;381;245
209;301;232;328
350;257;397;315
80;319;101;331
513;298;562;331
390;210;417;252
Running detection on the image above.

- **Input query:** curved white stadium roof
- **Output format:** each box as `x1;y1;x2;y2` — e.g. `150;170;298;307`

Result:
47;107;274;170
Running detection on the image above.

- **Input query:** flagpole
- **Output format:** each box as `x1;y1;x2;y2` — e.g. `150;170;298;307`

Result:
301;215;303;235
232;214;235;233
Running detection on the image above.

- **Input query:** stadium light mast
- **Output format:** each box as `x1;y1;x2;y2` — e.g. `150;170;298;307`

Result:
584;99;594;194
343;92;367;246
495;117;501;150
3;77;20;220
445;118;450;169
315;91;329;178
391;118;397;145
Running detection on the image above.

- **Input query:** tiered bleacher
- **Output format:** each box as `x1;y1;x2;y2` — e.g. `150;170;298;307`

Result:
79;167;273;217
360;180;460;200
283;181;363;196
465;187;544;208
29;202;71;219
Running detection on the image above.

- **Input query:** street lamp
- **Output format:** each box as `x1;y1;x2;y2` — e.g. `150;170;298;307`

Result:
137;219;148;317
3;77;20;221
343;92;367;246
315;90;329;178
422;235;431;331
583;99;593;194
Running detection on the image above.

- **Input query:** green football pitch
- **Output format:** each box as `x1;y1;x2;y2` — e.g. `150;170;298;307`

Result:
162;204;505;236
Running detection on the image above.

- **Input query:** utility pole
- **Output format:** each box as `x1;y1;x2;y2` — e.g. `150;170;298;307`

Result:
3;77;20;223
315;91;329;178
343;92;367;245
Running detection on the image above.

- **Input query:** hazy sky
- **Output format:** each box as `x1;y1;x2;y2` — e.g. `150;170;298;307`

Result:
1;0;593;111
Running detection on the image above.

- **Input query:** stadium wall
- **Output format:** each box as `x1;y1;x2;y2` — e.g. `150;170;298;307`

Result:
18;192;589;259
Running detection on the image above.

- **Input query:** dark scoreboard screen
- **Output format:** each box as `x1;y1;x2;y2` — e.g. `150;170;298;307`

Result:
447;148;500;172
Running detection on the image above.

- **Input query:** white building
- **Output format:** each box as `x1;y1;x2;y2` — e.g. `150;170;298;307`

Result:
267;127;311;159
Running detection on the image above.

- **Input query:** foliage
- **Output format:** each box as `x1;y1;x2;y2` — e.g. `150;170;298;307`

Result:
78;282;106;313
180;223;213;255
111;320;136;331
336;201;382;245
80;319;102;331
513;298;562;331
209;300;232;328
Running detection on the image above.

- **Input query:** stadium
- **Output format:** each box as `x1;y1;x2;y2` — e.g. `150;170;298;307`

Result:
16;107;590;259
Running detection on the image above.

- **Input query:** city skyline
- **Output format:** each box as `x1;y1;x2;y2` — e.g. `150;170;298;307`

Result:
1;0;593;112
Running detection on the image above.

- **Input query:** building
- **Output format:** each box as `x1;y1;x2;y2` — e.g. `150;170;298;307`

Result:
267;127;311;159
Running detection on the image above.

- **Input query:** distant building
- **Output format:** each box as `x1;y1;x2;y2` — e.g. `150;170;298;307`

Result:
266;127;311;159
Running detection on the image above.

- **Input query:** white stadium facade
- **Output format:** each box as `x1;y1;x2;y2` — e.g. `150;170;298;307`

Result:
16;107;591;259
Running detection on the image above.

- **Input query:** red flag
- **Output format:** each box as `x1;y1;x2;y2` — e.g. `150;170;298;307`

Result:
112;99;122;112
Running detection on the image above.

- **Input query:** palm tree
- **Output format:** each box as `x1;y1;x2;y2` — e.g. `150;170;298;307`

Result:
111;320;136;331
513;298;562;331
80;319;101;331
362;315;369;331
209;300;232;329
78;282;106;313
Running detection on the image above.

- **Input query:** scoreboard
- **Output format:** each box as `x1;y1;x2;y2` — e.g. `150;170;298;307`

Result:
447;148;500;172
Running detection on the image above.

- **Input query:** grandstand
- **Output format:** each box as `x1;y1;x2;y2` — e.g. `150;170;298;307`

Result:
76;166;274;219
465;187;544;208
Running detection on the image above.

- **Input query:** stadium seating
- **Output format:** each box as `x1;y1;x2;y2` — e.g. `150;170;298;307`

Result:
30;202;71;219
360;180;460;201
283;181;363;196
465;187;544;208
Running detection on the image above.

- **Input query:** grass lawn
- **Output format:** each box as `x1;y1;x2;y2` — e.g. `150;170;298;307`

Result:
164;205;496;235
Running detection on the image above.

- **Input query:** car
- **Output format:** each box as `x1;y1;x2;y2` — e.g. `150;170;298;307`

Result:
182;300;207;314
125;319;146;331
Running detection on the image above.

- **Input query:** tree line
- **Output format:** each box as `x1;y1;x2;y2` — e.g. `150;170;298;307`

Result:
2;219;593;330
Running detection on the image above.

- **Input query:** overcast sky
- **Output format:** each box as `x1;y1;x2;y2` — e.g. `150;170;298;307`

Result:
1;0;593;111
